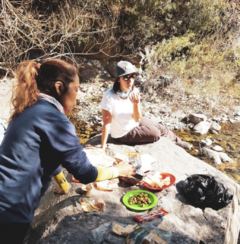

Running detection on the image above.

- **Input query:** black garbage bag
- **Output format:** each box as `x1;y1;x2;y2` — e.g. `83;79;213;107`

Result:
181;174;233;210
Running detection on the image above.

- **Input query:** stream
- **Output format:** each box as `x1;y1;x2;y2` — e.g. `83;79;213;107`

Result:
174;122;240;184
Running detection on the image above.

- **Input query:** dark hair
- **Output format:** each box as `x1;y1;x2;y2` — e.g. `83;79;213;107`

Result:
9;59;78;121
112;77;135;93
37;59;78;95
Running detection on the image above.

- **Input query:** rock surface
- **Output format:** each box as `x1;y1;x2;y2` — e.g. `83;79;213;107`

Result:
0;80;13;127
25;136;240;244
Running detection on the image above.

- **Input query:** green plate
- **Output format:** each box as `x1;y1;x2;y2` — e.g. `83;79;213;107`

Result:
123;190;158;211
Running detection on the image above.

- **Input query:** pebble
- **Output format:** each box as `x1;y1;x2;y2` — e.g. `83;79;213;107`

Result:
211;145;223;152
200;138;212;147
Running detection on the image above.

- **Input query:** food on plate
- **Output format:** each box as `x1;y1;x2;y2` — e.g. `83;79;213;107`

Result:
129;192;151;207
143;172;171;188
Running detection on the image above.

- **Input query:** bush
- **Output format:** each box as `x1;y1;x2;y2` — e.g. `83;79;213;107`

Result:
0;0;238;89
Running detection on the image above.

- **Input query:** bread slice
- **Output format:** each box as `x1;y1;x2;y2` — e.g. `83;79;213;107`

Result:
112;223;137;236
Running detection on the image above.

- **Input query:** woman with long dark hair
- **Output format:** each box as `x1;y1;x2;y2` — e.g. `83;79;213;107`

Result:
100;61;192;150
0;59;135;244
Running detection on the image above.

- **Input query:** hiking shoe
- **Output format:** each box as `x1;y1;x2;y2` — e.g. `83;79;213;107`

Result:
177;141;193;150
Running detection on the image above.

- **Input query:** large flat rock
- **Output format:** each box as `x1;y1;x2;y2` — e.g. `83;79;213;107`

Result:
26;136;240;244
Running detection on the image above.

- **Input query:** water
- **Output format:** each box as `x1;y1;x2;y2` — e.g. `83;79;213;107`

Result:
174;122;240;184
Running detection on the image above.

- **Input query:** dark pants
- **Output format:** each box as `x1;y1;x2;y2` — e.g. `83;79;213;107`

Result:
117;117;181;145
0;222;30;244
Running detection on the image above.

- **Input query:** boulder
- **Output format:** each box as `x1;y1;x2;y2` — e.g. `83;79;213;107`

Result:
105;61;118;78
25;137;240;244
193;121;211;135
188;114;207;124
79;67;99;82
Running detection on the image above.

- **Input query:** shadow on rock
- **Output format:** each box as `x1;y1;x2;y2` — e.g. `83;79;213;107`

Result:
25;198;199;244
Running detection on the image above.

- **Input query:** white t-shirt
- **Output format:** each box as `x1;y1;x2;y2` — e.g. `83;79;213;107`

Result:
100;88;139;138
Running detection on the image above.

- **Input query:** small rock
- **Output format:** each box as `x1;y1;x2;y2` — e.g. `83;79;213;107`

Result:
212;116;221;122
187;123;195;129
171;110;186;120
234;116;240;121
201;147;221;165
200;138;212;147
188;113;207;124
174;125;179;130
221;222;226;229
169;118;179;124
233;106;240;114
229;119;235;124
193;121;211;135
219;152;232;162
210;122;221;131
227;143;235;150
210;129;218;135
159;105;172;114
211;145;223;152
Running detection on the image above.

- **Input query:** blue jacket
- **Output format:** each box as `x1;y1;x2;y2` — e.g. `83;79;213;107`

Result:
0;99;98;223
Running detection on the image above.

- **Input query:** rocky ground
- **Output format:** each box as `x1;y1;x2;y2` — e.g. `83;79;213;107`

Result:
1;59;240;243
26;136;240;244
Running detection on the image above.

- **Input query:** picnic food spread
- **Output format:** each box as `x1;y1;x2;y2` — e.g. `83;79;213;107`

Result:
69;151;178;243
144;173;170;187
73;152;175;211
72;151;174;242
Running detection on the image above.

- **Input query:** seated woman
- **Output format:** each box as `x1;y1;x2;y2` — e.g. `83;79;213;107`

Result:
100;60;192;150
0;59;135;244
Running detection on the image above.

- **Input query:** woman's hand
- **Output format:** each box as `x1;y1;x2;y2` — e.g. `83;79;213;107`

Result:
129;90;140;104
115;164;136;178
130;89;142;122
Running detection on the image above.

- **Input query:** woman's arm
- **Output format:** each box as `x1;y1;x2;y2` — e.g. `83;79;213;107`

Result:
95;164;136;181
101;109;112;150
129;90;142;122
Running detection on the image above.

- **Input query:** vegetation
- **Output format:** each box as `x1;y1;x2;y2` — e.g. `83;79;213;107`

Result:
0;0;240;98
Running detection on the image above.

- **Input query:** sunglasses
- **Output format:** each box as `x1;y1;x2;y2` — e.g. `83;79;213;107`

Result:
122;73;137;81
